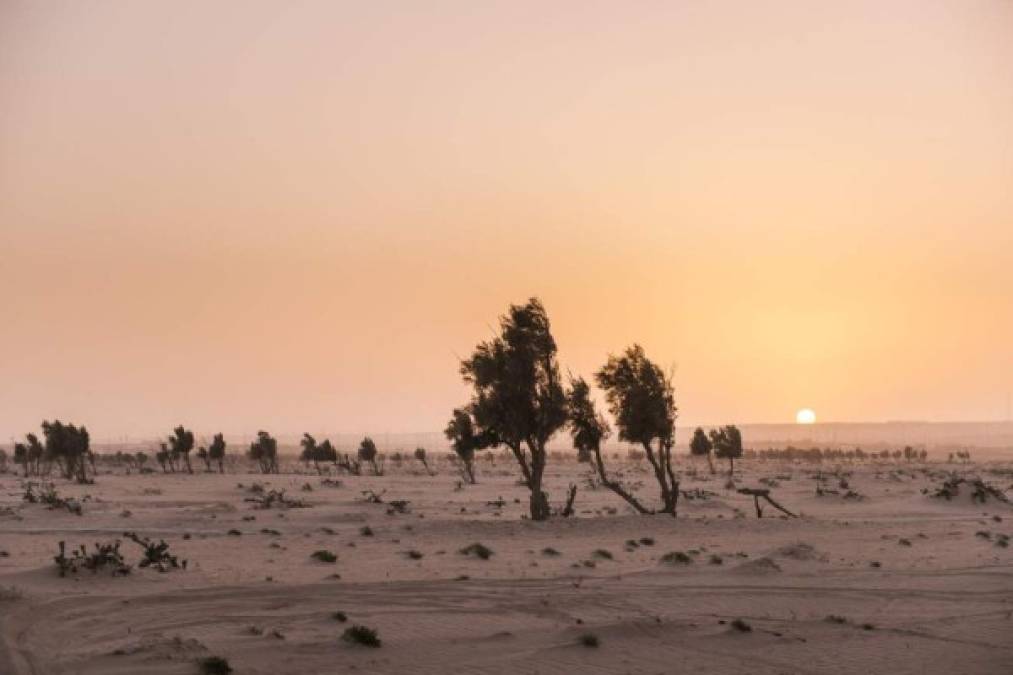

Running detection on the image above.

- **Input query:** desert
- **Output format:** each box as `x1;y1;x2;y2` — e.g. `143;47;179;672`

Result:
2;447;1011;674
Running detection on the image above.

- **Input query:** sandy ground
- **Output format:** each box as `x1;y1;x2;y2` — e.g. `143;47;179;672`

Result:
1;456;1011;674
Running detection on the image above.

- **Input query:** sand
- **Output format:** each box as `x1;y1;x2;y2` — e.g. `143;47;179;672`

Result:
1;456;1011;674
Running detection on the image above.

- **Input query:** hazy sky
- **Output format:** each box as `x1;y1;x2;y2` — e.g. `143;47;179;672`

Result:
1;1;1011;440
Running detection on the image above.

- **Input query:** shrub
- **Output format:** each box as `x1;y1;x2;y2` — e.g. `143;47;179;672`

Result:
342;624;381;648
311;550;338;563
659;551;692;565
730;618;752;632
53;540;130;577
459;542;494;560
199;656;233;675
578;633;600;647
123;532;187;571
331;611;348;622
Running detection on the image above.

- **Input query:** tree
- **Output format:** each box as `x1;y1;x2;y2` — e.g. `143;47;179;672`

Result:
248;431;278;474
135;451;149;471
689;427;715;474
300;433;320;473
710;425;742;479
567;376;650;513
14;433;44;477
413;447;434;475
156;444;171;473
196;446;211;472
595;345;679;515
169;426;196;474
41;420;92;483
357;437;382;475
207;433;227;473
444;408;485;484
454;298;569;521
317;439;337;465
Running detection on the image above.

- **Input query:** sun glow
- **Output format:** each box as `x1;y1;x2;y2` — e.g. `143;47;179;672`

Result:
796;408;816;425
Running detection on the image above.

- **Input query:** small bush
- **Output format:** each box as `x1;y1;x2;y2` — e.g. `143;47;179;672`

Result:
311;550;337;563
331;611;348;622
459;542;494;560
541;547;561;556
659;551;692;565
730;618;752;632
591;549;613;560
199;655;233;675
578;633;600;647
342;624;381;648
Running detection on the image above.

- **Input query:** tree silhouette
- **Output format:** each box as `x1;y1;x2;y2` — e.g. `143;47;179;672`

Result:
595;345;678;515
41;420;91;483
207;433;227;473
14;433;44;477
690;427;715;474
168;426;195;474
196;446;210;472
454;298;569;521
444;408;487;484
360;435;382;472
413;447;434;476
248;431;278;474
300;433;320;473
567;376;650;513
709;425;742;478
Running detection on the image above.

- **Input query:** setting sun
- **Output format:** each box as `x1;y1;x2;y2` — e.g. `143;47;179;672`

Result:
796;408;817;425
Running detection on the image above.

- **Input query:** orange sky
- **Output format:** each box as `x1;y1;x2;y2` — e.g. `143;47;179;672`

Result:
1;1;1011;439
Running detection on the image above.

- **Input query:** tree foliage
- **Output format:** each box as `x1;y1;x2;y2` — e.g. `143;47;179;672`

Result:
248;431;279;474
454;298;569;520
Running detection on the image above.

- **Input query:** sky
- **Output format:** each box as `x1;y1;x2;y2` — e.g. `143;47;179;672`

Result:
1;1;1011;441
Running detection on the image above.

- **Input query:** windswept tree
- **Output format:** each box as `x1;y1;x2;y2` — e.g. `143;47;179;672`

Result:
300;433;320;472
14;433;44;477
595;345;679;515
196;446;211;472
156;444;172;472
710;425;742;479
41;420;92;483
248;431;278;474
168;426;195;474
207;433;227;473
568;376;651;513
690;427;715;474
300;433;336;474
444;408;487;484
357;437;382;475
454;298;569;521
413;447;434;476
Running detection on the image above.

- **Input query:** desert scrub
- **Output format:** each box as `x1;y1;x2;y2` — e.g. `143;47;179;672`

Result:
578;633;600;647
342;624;381;648
54;540;130;577
459;542;494;560
730;618;752;632
331;611;348;622
124;532;187;571
198;655;233;674
311;549;338;563
659;551;692;565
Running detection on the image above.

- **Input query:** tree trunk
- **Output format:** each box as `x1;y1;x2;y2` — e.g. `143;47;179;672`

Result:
592;446;651;514
706;452;715;474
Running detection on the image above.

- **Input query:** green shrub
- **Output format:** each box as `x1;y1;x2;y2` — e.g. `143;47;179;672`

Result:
342;624;381;648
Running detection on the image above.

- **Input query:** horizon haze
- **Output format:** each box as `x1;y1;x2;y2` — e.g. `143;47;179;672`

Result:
2;1;1012;439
